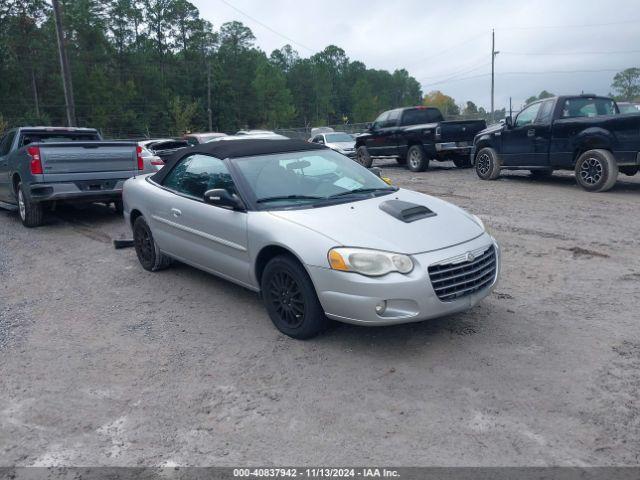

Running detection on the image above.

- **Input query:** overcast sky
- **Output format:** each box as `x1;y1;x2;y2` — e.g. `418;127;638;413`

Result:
192;0;640;111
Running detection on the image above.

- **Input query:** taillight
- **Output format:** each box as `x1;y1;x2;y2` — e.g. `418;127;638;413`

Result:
150;158;164;166
27;146;43;174
136;145;144;170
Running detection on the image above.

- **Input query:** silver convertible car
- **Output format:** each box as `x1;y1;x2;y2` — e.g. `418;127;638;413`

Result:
123;139;500;338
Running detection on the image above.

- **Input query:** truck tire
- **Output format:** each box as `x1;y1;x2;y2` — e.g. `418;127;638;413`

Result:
475;147;501;180
407;145;429;172
17;182;44;228
529;169;553;178
356;146;373;168
453;157;472;168
133;216;173;271
574;149;618;192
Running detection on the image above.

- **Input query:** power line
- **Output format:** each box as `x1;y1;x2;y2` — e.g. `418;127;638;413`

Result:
406;31;488;67
501;49;640;56
496;18;640;30
218;0;315;53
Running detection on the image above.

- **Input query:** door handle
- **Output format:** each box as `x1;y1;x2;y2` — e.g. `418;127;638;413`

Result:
527;129;535;137
171;208;182;217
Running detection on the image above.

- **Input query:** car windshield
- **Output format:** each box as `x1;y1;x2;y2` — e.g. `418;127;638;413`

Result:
232;149;395;209
325;133;353;143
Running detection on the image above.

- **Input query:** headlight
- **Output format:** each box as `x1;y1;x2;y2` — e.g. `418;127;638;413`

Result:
328;248;413;276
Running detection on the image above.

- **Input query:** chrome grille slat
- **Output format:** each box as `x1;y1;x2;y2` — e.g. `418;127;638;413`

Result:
430;254;495;282
429;247;494;275
428;245;497;302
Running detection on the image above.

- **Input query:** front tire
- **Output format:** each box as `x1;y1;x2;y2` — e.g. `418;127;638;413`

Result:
17;182;44;228
475;147;501;180
261;255;327;339
356;146;373;168
133;216;173;271
406;145;429;172
574;149;618;192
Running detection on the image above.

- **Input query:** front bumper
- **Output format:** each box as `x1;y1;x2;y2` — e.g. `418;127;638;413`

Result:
307;234;500;326
28;180;127;203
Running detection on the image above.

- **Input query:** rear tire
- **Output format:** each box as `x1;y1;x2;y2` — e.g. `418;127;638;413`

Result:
574;149;618;192
475;147;501;180
406;145;429;172
133;216;173;271
356;146;373;168
261;255;327;339
17;182;44;228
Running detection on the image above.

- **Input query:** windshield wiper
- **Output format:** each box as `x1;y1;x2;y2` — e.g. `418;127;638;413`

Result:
327;187;398;198
256;194;325;203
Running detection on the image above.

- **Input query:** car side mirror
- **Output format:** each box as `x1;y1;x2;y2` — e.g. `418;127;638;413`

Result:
204;189;245;210
505;116;513;128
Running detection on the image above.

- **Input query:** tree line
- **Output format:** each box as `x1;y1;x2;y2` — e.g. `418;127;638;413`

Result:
0;0;423;137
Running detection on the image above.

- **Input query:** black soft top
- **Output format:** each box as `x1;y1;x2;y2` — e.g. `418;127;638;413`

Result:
151;138;326;184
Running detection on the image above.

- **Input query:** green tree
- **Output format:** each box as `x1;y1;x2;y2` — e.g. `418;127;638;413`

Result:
252;60;295;128
169;96;199;134
611;68;640;101
463;101;478;115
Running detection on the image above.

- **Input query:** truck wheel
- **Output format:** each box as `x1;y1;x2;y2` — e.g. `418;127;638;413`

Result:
261;254;327;339
356;146;373;168
407;145;429;172
475;148;501;180
17;182;44;228
529;169;553;178
453;157;472;168
575;149;618;192
133;216;173;271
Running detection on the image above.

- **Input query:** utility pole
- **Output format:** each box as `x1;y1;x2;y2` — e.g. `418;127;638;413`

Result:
207;62;213;131
491;29;499;124
509;97;512;118
52;0;76;127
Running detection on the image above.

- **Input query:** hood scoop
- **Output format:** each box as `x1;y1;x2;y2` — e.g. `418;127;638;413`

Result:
379;199;436;223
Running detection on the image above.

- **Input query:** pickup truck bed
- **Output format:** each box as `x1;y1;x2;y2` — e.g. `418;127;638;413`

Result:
0;127;149;227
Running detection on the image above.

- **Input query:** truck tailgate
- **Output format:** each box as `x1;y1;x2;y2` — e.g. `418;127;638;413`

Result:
439;120;487;143
39;142;137;177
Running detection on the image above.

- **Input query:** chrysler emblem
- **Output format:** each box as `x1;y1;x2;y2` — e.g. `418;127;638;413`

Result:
465;252;475;262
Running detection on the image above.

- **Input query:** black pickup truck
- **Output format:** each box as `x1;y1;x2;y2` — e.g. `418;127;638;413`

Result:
355;106;487;172
471;94;640;192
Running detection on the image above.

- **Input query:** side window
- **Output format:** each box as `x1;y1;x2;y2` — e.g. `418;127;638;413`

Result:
536;100;555;125
381;110;400;128
313;135;324;144
185;136;198;146
373;111;389;129
162;154;235;199
515;103;542;128
0;131;16;156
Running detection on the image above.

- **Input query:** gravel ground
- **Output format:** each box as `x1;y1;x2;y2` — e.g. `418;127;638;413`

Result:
0;162;639;467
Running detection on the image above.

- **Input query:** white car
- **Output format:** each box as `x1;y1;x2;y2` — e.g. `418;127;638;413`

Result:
309;131;356;157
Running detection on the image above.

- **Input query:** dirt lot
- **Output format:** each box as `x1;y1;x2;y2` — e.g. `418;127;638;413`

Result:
1;162;639;467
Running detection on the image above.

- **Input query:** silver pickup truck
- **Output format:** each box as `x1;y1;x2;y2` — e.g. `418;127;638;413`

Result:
0;126;152;227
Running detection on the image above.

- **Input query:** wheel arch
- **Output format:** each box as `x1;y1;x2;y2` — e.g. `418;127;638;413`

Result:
12;173;21;195
571;130;614;166
254;244;307;286
129;208;144;228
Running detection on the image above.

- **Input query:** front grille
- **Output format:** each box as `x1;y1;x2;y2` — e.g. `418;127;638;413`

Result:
428;245;496;301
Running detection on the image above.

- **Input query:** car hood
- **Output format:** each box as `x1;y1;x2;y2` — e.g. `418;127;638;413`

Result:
268;189;484;254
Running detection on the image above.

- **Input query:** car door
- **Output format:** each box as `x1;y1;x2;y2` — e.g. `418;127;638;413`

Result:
530;99;555;167
380;109;402;156
150;153;251;287
0;130;17;202
501;102;542;166
366;111;389;155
